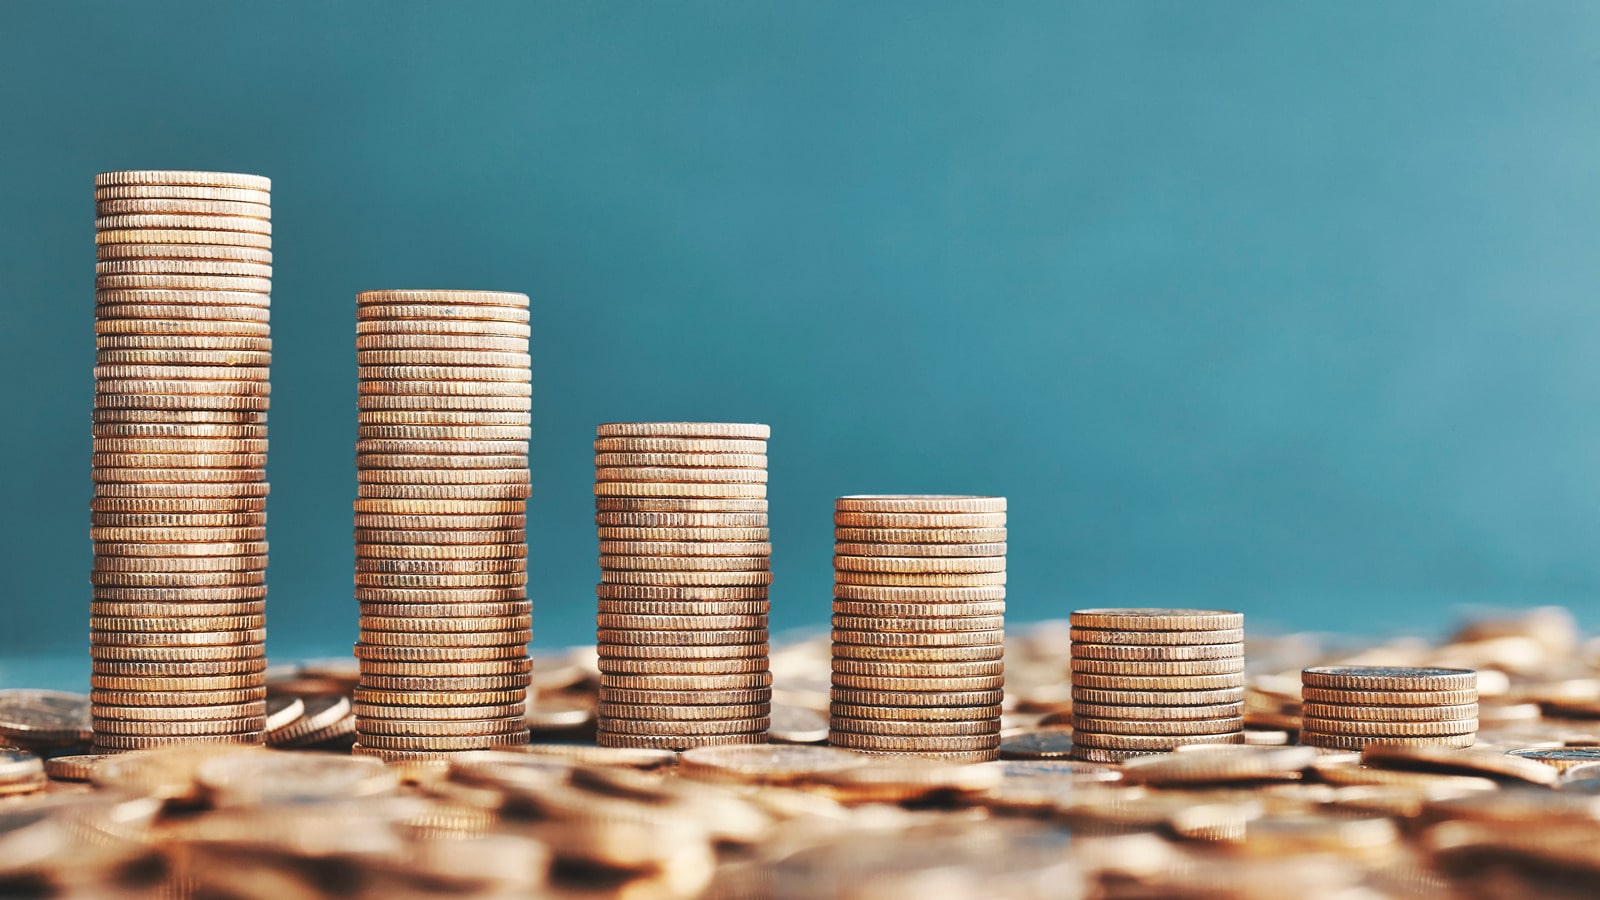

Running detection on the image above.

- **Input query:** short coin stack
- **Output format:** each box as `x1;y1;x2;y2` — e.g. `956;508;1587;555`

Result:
1068;608;1246;763
351;290;533;761
828;495;1007;762
594;422;772;750
90;170;273;752
1299;666;1478;751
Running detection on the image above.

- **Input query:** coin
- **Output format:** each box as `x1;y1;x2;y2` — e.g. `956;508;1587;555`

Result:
1507;747;1600;772
831;614;1005;633
1121;745;1318;785
356;674;531;692
42;754;111;781
830;629;1004;648
833;512;1006;529
197;752;398;806
833;643;1004;662
834;526;1008;544
1299;731;1476;751
91;701;266;722
596;423;769;439
597;717;769;737
1070;673;1245;691
599;673;772;691
1300;702;1479;721
1069;658;1246;676
359;615;529;634
828;689;1002;708
359;630;531;648
0;691;92;746
353;731;531;751
1069;642;1244;660
595;732;762;750
1301;667;1478;692
353;644;527;661
829;718;1001;737
830;673;1003;692
1070;609;1244;631
1302;718;1478;737
1360;744;1555;784
598;658;769;675
828;732;998;753
836;496;1005;514
97;170;271;190
96;197;270;217
595;498;767;513
834;556;1006;575
356;659;531;676
95;183;270;202
832;585;1007;603
1069;731;1245;751
1070;701;1244;720
829;703;1001;722
1070;716;1242;736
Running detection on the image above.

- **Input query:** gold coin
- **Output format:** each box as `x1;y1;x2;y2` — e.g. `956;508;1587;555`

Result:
43;754;112;781
352;499;525;515
357;542;527;559
596;584;768;601
833;526;1008;544
353;731;530;751
352;689;526;708
599;570;772;586
830;673;1003;692
595;482;766;499
1069;731;1244;750
96;211;271;233
353;588;527;604
93;469;266;485
357;600;530;618
595;497;767;512
597;527;770;542
830;629;1003;647
832;642;1003;661
825;685;998;707
95;183;270;203
353;644;526;661
829;717;1000;737
1300;703;1479;722
598;717;768;737
832;659;1003;678
1300;667;1477;692
96;170;271;191
595;628;765;646
91;628;266;647
356;484;532;500
91;526;265;542
89;688;266;707
356;289;527;307
352;512;524;528
832;542;1006;559
596;732;762;750
97;228;271;248
1069;608;1244;631
1071;673;1245;691
90;601;265;617
1069;658;1245;676
92;497;266;513
95;374;270;394
833;511;1006;529
97;258;271;278
597;702;770;721
1069;642;1242;660
831;614;1004;633
592;437;767;454
596;423;768;439
356;556;525;575
598;555;768;572
836;496;1005;514
91;701;266;722
831;600;1006;618
828;732;998;752
1070;715;1242;736
92;586;267;602
358;630;531;648
90;615;264;632
356;674;531;692
1301;731;1475;751
359;394;531;411
96;318;271;336
834;556;1005;574
1301;717;1478;737
595;467;767;485
90;572;265;587
833;584;1006;603
97;242;272;263
599;672;771;691
598;658;768;675
355;716;526;737
91;731;262;750
94;363;270;381
356;318;530;337
96;197;270;218
596;613;767;630
356;530;525;546
594;512;768;529
93;538;267;553
356;332;528;352
91;454;267;471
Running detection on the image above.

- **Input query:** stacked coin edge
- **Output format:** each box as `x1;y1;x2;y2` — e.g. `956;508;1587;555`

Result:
1299;665;1479;751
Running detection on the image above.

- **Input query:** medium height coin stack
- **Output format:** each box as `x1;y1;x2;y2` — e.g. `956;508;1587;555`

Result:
351;290;533;761
828;496;1007;762
1068;608;1246;762
1299;666;1478;751
90;170;273;752
594;422;772;750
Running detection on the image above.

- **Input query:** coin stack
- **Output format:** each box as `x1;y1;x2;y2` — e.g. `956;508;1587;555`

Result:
1299;666;1478;751
593;422;772;750
828;496;1007;762
1068;608;1246;763
350;290;533;761
90;170;273;752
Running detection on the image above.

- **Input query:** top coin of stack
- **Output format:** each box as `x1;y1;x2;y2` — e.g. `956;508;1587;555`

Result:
1067;608;1246;763
593;422;772;751
1299;666;1478;751
90;170;274;752
829;495;1007;763
351;290;534;762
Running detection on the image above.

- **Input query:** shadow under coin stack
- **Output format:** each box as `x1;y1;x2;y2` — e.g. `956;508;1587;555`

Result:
594;422;772;750
351;290;534;762
1068;608;1246;763
90;170;273;752
828;496;1007;762
1299;666;1478;751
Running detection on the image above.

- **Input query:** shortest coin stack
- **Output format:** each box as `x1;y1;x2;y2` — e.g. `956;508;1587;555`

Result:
1068;608;1246;763
1299;666;1478;751
828;495;1007;763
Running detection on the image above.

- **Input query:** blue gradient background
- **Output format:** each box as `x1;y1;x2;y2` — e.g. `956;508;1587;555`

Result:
2;2;1598;679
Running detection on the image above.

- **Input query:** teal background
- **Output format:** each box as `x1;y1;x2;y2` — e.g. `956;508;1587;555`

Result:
2;2;1599;676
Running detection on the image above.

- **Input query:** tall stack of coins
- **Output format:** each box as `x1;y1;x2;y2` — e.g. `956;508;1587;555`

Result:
89;170;273;752
1299;666;1478;751
593;423;772;750
1068;608;1246;763
828;496;1007;762
350;290;533;761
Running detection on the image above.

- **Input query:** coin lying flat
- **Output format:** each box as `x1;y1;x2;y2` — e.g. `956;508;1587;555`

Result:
0;690;93;746
1301;666;1478;692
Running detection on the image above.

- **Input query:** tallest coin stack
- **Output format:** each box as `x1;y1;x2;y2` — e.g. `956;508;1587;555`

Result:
90;170;273;752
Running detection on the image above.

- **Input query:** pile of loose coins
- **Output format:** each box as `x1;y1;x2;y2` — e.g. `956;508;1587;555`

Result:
90;170;274;752
828;495;1007;762
1299;665;1479;750
1068;608;1246;762
593;422;773;750
351;290;534;761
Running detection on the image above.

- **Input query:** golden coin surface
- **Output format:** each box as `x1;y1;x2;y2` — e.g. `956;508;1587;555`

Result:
91;419;268;436
93;538;267;553
357;455;528;471
599;672;771;691
1070;715;1242;736
97;274;271;292
353;703;526;723
90;584;266;601
352;499;526;515
1301;666;1478;692
91;701;266;722
1119;745;1319;785
596;614;767;630
595;482;767;499
836;496;1006;514
96;318;271;336
355;557;526;574
93;715;266;736
357;543;526;560
89;674;265;692
96;211;272;232
353;588;528;604
90;572;266;588
352;513;525;528
90;601;265;617
595;466;767;484
592;437;767;454
94;481;269;498
828;732;998;752
90;526;265;542
353;573;526;589
355;530;525;547
90;688;266;707
352;689;526;707
593;453;767;469
596;584;768;601
1069;658;1246;676
833;511;1006;529
356;483;531;500
97;242;273;263
1069;642;1243;660
359;394;531;412
91;628;266;647
357;382;530;400
43;754;111;781
833;542;1007;559
1069;609;1244;631
595;628;766;646
356;674;531;692
1069;730;1244;750
600;570;772;586
357;318;530;338
828;703;1000;723
97;228;271;248
594;512;768;529
90;615;264;632
1301;717;1479;737
1071;672;1244;691
97;258;272;278
355;438;527;454
831;659;1004;678
1300;702;1479;722
595;497;767;512
599;657;769;675
356;350;529;368
830;614;1005;633
358;630;532;647
93;436;268;453
596;703;771;722
358;365;530;383
598;687;771;708
357;425;531;441
352;645;527;662
96;170;271;190
92;554;266;573
96;197;270;217
356;289;528;306
596;423;769;439
92;407;267;424
830;673;1004;692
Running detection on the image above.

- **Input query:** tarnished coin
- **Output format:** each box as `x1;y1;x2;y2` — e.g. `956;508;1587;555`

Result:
0;691;92;746
1301;667;1478;692
1299;687;1483;707
1069;608;1243;631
